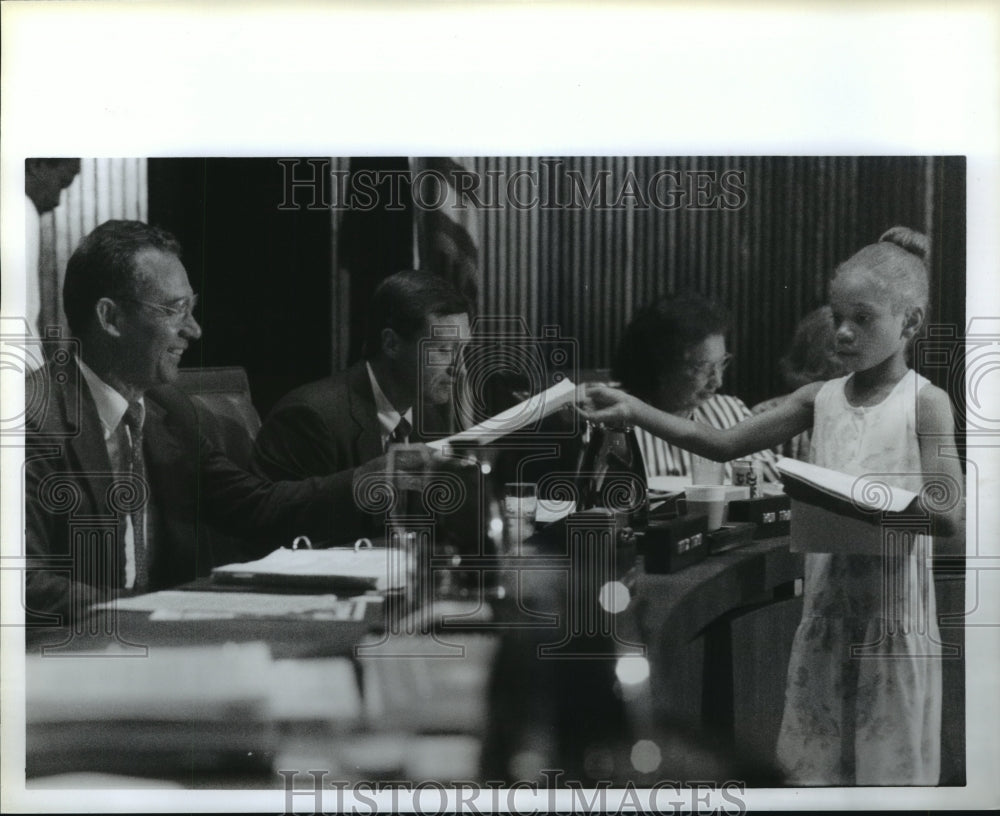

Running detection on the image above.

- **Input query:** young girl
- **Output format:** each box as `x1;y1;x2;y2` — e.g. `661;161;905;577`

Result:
582;227;963;785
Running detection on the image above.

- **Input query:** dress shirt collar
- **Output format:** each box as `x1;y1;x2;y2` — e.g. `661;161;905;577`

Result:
366;361;412;441
77;357;144;440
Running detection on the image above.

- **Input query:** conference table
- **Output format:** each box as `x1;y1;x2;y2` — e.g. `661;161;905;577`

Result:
22;518;965;790
21;510;802;787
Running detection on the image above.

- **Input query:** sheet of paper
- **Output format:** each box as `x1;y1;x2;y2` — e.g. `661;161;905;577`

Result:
427;377;578;449
535;498;575;524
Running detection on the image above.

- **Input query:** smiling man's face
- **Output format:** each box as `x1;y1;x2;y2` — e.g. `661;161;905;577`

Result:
115;248;202;391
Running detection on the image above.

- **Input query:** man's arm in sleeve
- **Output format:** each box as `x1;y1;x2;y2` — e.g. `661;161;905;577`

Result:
251;403;344;481
154;386;369;548
201;441;364;547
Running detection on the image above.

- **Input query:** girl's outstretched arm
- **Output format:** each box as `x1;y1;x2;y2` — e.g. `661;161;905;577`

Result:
916;383;965;543
580;381;820;462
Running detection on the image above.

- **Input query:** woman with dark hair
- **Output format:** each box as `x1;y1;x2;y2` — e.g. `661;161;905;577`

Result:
613;292;779;481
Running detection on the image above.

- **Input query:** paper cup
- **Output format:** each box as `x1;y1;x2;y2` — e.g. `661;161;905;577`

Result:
685;485;728;530
504;482;538;547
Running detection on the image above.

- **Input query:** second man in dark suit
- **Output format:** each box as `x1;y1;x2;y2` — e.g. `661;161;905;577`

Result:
251;271;473;539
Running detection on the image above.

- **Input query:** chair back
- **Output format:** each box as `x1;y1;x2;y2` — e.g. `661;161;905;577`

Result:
175;367;261;468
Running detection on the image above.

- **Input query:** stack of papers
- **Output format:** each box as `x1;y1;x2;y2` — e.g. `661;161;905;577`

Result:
93;589;373;621
212;546;407;592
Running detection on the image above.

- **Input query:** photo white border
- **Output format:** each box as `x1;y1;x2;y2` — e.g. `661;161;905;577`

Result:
2;1;998;812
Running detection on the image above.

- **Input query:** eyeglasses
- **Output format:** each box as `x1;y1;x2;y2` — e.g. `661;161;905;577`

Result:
121;294;199;322
684;352;733;378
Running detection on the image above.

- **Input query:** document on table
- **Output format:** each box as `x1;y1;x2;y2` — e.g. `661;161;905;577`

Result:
211;546;406;592
92;590;377;621
427;377;578;449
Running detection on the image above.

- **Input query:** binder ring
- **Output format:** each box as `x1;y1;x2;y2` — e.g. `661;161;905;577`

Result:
353;537;373;552
291;535;313;550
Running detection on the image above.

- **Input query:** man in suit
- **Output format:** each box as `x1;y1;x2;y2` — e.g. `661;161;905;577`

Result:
251;270;473;540
23;220;348;626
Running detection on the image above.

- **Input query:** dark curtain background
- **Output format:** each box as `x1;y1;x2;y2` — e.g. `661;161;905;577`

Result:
496;156;965;408
339;157;414;363
147;156;965;433
147;158;333;416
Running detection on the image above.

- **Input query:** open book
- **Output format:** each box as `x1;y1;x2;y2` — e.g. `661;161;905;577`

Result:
776;458;923;554
427;378;578;450
776;458;920;517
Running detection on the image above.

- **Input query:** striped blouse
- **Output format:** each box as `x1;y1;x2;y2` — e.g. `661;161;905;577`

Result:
635;393;781;482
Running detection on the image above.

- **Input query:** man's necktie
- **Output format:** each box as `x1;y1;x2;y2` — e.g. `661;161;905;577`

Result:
386;416;411;451
123;401;148;591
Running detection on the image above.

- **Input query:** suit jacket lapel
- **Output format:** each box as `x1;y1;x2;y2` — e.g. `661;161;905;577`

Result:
61;371;115;512
143;398;187;464
344;361;453;449
141;395;200;586
54;368;126;587
346;361;383;462
413;401;453;443
142;396;190;528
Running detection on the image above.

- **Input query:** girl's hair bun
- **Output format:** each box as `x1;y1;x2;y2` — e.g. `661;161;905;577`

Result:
878;226;929;262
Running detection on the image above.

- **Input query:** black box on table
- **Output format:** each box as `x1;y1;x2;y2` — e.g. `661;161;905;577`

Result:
726;494;792;539
639;513;708;574
705;521;756;554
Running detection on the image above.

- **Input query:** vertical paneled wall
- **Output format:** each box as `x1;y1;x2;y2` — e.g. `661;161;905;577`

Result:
475;156;542;334
472;156;955;406
38;158;148;332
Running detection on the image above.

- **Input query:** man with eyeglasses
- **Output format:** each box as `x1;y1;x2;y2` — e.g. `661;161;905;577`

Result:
612;291;780;483
23;219;352;625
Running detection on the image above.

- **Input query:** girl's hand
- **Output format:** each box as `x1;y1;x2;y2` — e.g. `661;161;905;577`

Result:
578;384;636;426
